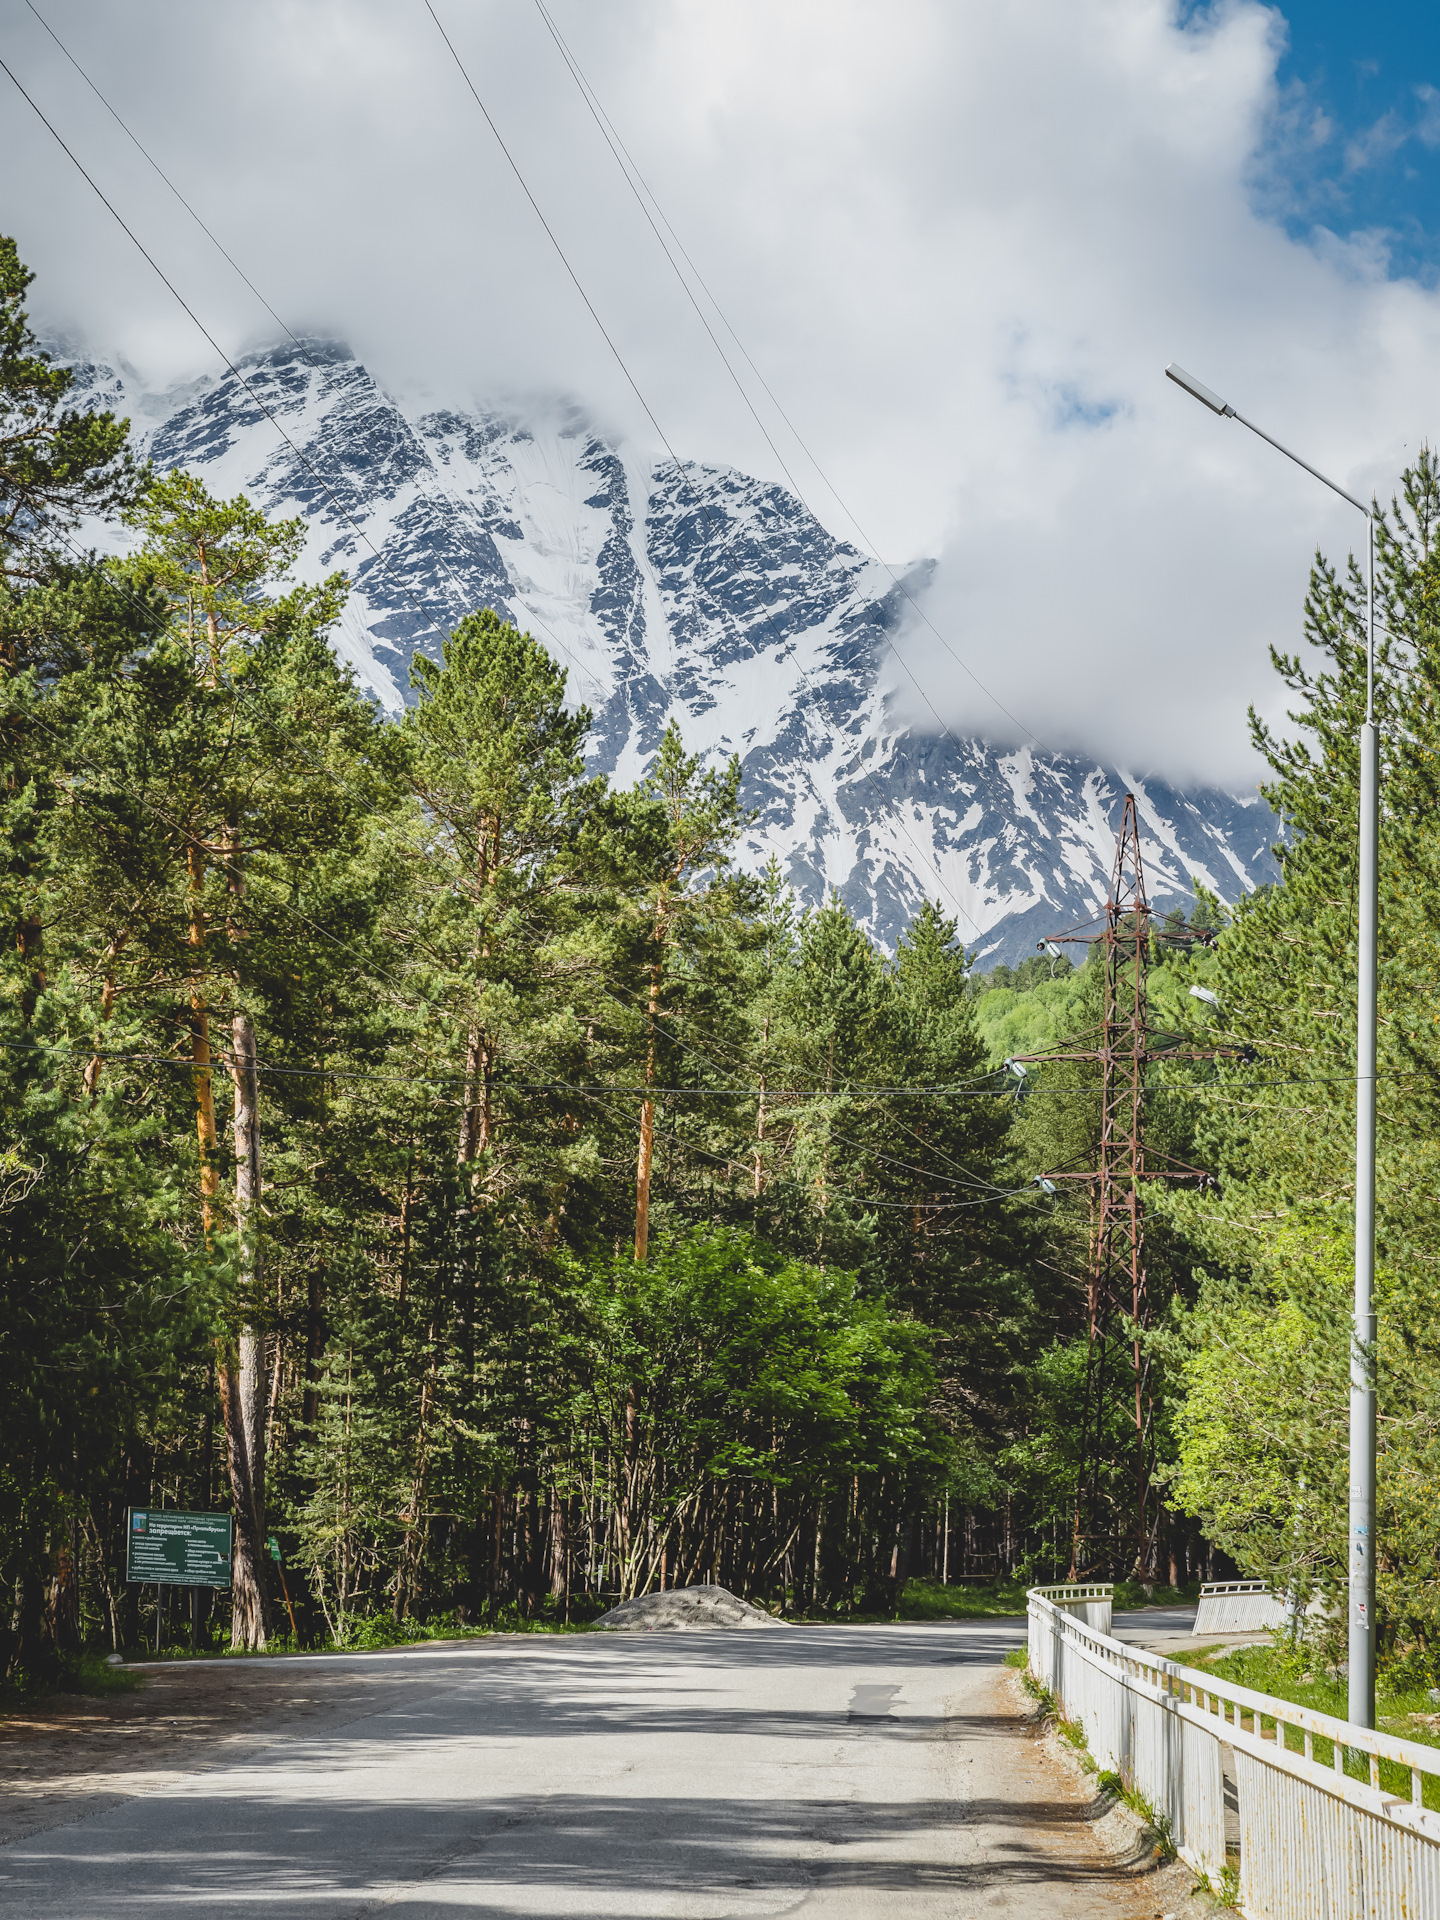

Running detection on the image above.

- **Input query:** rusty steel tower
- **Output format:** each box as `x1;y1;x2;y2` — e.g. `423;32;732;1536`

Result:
1013;795;1245;1578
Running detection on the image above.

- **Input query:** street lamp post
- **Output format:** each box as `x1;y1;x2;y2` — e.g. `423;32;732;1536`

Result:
1164;363;1377;1731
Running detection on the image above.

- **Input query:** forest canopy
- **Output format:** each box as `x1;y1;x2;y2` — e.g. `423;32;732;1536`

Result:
4;236;1439;1684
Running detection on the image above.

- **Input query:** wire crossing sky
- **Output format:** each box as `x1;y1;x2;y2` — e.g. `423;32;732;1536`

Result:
3;0;1439;783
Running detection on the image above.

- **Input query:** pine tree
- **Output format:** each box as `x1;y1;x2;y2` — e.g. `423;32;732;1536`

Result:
1168;453;1440;1656
401;607;599;1185
0;235;139;581
617;721;748;1260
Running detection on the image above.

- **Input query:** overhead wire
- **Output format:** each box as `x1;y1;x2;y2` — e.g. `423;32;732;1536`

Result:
7;22;1298;1216
567;1082;1043;1212
420;0;991;940
16;0;872;898
0;54;471;673
529;0;1053;756
7;1041;1408;1101
9;3;612;710
15;1;991;944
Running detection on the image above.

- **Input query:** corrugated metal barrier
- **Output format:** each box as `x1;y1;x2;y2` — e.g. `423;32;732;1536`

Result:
1027;1585;1440;1915
1193;1580;1288;1635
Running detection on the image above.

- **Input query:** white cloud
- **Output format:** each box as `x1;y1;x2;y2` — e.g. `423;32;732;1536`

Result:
4;0;1437;783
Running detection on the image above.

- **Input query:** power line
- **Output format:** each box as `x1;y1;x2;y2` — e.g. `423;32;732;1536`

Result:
421;2;990;941
8;1041;1411;1101
568;1083;1040;1211
17;1;989;943
9;5;610;710
530;0;1052;756
0;55;465;674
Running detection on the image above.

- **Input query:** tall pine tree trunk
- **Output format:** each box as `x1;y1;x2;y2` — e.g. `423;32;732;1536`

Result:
457;1028;493;1164
82;930;128;1102
187;844;220;1229
634;961;661;1259
754;1017;768;1197
396;1327;438;1619
220;1009;272;1649
457;830;498;1170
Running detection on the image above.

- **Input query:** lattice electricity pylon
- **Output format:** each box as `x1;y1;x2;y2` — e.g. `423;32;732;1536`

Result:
1010;794;1253;1579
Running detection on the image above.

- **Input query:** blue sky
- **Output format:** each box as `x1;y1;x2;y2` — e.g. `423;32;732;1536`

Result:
1256;0;1440;279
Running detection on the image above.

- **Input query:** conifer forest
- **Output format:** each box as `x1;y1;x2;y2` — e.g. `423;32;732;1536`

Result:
6;233;1440;1682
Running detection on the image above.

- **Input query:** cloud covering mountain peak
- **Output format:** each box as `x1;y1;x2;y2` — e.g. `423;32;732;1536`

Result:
67;341;1279;962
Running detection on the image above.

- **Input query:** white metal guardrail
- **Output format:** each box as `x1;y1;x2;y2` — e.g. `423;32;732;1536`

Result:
1194;1580;1288;1634
1036;1580;1112;1635
1027;1584;1440;1916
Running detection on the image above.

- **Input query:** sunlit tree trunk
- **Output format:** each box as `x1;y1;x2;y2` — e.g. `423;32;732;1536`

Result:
187;844;220;1230
82;930;128;1102
457;1027;493;1164
457;825;498;1170
221;1009;272;1649
634;960;661;1259
754;1017;768;1197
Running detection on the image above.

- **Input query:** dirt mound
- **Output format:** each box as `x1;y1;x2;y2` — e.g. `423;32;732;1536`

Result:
590;1584;785;1631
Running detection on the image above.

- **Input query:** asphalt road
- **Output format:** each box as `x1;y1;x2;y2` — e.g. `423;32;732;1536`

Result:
0;1620;1157;1919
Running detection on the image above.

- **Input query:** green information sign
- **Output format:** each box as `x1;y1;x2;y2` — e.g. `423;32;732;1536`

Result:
125;1508;232;1588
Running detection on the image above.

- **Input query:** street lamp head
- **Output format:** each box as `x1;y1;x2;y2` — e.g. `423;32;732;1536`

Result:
1165;363;1234;418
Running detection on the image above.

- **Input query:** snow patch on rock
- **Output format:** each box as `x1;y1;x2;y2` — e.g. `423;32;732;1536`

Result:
62;342;1281;963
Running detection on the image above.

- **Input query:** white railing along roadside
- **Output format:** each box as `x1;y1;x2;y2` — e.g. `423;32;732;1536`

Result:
1193;1579;1288;1634
1036;1581;1112;1634
1027;1584;1440;1918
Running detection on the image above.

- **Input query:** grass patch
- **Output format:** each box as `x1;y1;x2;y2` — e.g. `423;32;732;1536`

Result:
333;1610;490;1650
0;1649;142;1713
62;1651;143;1697
903;1576;1200;1615
896;1578;1029;1620
108;1601;601;1665
1110;1580;1201;1612
1191;1861;1242;1908
57;1651;143;1697
1004;1646;1030;1669
1196;1640;1440;1811
1016;1653;1178;1862
1017;1664;1095;1766
1095;1768;1178;1861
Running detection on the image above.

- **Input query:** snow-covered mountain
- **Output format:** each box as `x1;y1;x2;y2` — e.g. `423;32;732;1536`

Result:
69;341;1279;963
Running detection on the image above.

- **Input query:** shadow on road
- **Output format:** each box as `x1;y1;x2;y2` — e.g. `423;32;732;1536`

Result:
2;1621;1134;1918
2;1788;1130;1914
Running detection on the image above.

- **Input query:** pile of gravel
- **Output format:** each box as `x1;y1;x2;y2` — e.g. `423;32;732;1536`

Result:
590;1583;785;1631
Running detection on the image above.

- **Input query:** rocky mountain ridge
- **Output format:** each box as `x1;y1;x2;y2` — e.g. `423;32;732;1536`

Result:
67;340;1280;962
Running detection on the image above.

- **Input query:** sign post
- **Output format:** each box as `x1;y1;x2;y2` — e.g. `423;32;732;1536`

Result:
268;1534;300;1641
126;1510;232;1653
